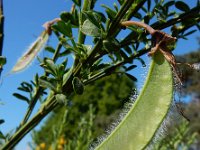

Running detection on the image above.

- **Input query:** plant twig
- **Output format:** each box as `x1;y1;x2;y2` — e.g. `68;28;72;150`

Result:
0;0;4;77
2;96;58;150
19;36;63;127
0;0;4;56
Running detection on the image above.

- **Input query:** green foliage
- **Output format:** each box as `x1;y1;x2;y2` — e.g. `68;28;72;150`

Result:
1;0;199;149
154;119;197;150
31;74;134;149
0;56;6;67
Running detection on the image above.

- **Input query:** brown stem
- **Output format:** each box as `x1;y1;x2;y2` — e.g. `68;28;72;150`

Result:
121;21;155;35
0;0;4;77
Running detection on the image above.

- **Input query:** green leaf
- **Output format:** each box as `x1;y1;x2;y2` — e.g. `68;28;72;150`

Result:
101;4;117;20
0;119;5;125
44;58;57;76
60;12;73;23
82;11;102;28
39;78;57;92
175;1;190;12
133;12;142;20
52;21;72;37
0;56;6;66
58;49;71;57
164;0;175;8
103;38;120;53
0;131;5;140
81;19;101;37
183;29;197;36
60;11;79;27
147;0;151;11
72;0;81;7
45;46;55;53
125;73;137;81
72;77;84;95
13;93;30;104
125;65;137;71
96;51;173;150
136;57;146;67
123;46;132;55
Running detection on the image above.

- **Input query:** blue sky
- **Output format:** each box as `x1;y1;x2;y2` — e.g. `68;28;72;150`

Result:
0;0;199;149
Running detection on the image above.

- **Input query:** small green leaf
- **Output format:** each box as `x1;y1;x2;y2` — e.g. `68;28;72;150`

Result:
133;12;142;20
136;57;146;67
0;131;5;139
82;11;102;28
175;1;190;12
101;4;117;20
103;38;120;53
119;50;129;60
39;78;57;92
0;119;5;125
72;77;84;95
81;19;101;37
125;73;137;81
125;65;137;71
183;29;197;36
52;21;72;37
123;46;132;55
60;12;73;22
164;0;175;8
0;56;6;66
147;0;151;11
44;58;57;76
72;0;81;6
45;46;55;53
13;93;30;104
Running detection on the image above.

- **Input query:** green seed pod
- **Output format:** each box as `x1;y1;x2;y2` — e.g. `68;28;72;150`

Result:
72;77;84;95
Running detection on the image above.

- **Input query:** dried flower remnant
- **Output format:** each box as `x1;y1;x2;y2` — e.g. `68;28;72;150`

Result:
121;21;182;83
43;18;61;35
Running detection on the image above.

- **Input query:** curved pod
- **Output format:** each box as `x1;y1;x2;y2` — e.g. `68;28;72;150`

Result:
96;51;173;150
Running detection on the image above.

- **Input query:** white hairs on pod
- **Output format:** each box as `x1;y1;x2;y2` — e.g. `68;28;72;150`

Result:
89;88;139;150
11;31;49;73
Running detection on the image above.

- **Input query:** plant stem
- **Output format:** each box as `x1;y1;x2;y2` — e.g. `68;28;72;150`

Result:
77;0;91;44
84;47;150;85
2;96;58;150
19;41;62;127
107;0;135;37
121;21;155;34
0;0;4;77
19;87;44;126
120;6;200;46
0;0;4;56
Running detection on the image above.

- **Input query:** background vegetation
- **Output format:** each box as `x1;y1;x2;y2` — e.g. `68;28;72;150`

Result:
0;0;199;149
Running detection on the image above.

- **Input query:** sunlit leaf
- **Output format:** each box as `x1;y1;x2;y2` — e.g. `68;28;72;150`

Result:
81;19;101;37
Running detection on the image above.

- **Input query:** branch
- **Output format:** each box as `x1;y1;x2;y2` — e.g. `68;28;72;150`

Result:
0;0;4;56
120;6;200;46
0;0;4;77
